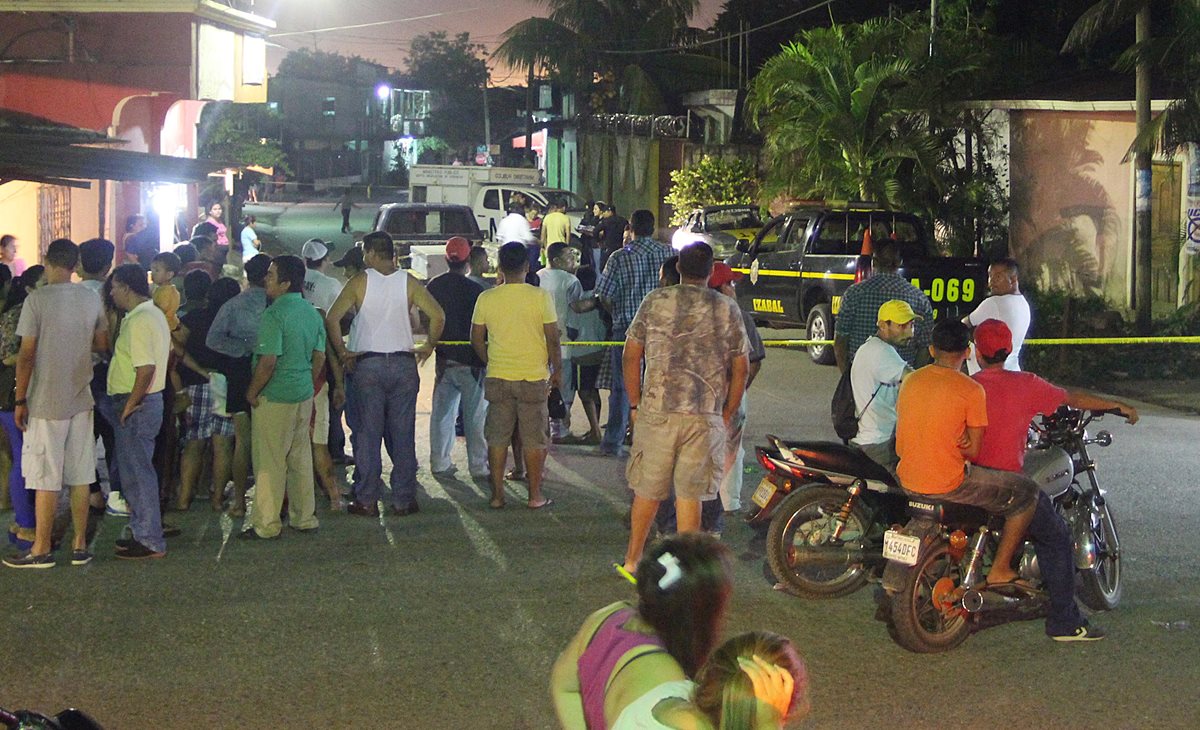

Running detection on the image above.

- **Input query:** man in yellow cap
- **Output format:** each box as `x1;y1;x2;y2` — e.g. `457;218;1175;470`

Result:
849;299;920;473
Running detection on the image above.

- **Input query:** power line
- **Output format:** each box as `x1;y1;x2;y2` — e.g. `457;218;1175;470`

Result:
595;0;838;55
268;8;482;38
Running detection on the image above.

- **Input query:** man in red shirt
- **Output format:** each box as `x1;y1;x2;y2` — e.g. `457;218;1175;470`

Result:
971;318;1137;641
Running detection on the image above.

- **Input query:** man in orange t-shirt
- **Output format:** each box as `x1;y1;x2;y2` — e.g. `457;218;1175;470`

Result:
895;319;1039;592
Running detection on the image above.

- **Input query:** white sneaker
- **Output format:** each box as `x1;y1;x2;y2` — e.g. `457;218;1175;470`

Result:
105;491;131;517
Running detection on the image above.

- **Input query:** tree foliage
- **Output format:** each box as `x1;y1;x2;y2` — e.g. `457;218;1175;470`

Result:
404;32;489;154
276;48;379;83
197;102;289;172
495;0;731;114
663;156;759;225
747;14;1009;256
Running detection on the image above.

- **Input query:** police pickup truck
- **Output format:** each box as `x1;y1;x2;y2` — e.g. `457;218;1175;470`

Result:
726;205;988;364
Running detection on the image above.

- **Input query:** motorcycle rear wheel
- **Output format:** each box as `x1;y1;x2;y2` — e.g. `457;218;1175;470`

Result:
766;486;871;598
1077;502;1122;611
889;539;972;653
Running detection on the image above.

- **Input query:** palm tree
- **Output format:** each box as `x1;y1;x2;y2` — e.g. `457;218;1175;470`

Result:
746;21;940;206
494;0;730;114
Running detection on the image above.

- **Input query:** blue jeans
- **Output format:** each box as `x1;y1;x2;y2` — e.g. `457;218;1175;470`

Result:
601;328;629;454
1028;491;1087;635
107;392;165;553
429;365;487;475
354;355;419;508
1;411;32;548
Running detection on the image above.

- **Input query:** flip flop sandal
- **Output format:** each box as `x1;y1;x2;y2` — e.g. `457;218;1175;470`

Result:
527;498;554;510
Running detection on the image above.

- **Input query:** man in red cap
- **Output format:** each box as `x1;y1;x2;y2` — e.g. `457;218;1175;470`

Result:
425;236;489;478
970;318;1137;641
709;262;765;524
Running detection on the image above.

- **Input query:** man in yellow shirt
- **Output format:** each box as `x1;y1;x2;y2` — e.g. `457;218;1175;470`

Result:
540;198;572;256
471;242;562;510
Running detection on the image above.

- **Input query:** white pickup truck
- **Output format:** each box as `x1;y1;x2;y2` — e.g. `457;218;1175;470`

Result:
408;164;588;241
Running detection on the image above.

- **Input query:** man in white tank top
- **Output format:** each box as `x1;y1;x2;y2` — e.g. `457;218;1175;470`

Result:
325;232;445;517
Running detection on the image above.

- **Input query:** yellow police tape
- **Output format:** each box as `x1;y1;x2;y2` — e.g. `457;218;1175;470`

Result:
436;337;1200;347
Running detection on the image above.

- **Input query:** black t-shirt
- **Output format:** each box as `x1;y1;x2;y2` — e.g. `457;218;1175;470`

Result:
596;215;628;253
426;271;484;368
179;306;232;387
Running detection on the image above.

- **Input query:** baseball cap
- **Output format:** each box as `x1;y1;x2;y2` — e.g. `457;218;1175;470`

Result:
973;318;1013;360
877;299;922;324
334;245;364;269
709;262;744;289
301;238;329;261
445;236;471;263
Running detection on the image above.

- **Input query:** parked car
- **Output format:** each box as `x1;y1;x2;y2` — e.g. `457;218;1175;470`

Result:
726;204;988;364
371;203;484;269
671;205;764;258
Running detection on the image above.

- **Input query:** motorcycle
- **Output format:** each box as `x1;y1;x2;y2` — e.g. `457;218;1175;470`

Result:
880;406;1125;653
746;435;910;598
1;706;103;730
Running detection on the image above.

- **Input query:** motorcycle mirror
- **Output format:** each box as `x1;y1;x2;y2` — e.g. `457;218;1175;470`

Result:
1094;431;1112;447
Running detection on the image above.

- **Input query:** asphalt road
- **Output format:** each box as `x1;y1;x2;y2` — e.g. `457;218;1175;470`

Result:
2;335;1198;729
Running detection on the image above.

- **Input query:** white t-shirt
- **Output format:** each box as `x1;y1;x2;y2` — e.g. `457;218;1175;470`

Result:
496;213;534;244
850;336;907;446
240;226;259;259
537;267;582;358
303;268;343;314
966;293;1031;374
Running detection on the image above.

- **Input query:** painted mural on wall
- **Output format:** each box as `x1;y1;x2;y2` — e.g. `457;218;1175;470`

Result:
1010;111;1132;305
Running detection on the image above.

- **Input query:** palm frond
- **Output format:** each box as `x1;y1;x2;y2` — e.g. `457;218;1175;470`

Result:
1062;0;1149;54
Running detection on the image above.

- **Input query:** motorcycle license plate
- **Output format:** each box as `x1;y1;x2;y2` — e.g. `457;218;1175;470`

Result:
751;479;777;508
882;530;921;566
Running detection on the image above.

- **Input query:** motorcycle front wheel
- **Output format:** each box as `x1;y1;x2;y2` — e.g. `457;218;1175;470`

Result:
1077;502;1122;611
889;539;972;653
766;486;871;598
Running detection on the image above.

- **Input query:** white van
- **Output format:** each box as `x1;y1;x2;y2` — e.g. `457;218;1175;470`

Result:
408;165;588;241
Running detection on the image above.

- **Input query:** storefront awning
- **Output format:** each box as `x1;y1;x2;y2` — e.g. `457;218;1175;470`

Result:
0;139;229;188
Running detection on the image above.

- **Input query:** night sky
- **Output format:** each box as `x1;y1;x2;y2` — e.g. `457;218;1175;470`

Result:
256;0;725;80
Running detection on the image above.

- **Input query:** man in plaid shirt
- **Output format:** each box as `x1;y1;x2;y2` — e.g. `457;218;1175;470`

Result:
833;240;933;371
595;209;671;455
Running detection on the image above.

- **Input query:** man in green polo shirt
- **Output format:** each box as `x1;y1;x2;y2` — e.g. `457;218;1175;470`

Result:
242;255;327;539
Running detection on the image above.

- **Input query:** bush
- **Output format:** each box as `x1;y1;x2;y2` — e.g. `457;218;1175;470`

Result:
663;155;759;226
1023;287;1200;384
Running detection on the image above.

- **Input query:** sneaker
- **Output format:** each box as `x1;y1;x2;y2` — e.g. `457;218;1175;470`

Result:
114;542;165;560
3;551;55;569
71;550;94;566
1051;624;1106;642
105;492;131;517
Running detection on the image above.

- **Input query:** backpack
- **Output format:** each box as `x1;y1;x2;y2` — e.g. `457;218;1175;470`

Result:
831;368;881;442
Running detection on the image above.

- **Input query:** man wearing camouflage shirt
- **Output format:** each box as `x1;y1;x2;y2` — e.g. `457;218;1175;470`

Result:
620;242;749;573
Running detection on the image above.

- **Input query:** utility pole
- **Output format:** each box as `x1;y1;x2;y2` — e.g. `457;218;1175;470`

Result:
483;79;491;159
1134;5;1153;332
525;63;535;166
929;0;939;57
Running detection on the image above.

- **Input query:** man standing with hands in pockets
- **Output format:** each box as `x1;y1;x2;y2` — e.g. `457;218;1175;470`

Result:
620;243;749;573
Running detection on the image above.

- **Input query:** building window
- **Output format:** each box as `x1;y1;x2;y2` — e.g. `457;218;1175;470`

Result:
323;97;336;118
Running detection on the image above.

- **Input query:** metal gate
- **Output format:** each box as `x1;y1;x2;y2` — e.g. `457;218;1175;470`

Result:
37;184;71;262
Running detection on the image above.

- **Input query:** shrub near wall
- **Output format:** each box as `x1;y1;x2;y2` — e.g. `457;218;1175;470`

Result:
1023;286;1200;384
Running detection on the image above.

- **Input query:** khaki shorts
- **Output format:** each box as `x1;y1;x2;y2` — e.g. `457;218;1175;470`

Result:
311;382;329;445
483;377;548;450
626;411;726;502
22;410;96;491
